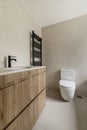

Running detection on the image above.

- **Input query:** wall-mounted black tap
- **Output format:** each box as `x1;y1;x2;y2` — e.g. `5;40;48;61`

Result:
8;55;17;67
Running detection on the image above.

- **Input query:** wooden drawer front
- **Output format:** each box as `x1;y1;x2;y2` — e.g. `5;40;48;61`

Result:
30;69;39;77
33;89;46;125
0;71;31;90
5;103;33;130
0;79;32;130
30;68;45;77
0;74;45;130
38;89;46;114
18;71;31;82
38;72;46;93
4;73;18;88
0;76;4;89
38;67;46;73
29;72;46;101
0;73;45;129
0;68;45;90
0;67;46;129
5;90;46;130
29;76;39;100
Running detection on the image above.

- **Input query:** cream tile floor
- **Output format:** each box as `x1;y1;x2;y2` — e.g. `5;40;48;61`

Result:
32;90;79;130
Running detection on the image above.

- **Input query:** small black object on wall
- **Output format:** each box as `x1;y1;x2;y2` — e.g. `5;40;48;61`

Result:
31;31;42;66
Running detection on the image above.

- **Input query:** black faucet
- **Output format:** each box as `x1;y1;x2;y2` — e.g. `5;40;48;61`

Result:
8;55;17;67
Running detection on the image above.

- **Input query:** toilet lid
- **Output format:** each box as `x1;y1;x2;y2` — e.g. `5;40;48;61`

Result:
59;80;75;88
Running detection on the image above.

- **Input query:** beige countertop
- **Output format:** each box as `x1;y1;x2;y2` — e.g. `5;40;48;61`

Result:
0;66;46;76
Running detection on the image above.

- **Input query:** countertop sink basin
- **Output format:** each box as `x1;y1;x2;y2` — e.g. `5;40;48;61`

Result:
0;68;22;73
0;67;31;73
0;66;43;75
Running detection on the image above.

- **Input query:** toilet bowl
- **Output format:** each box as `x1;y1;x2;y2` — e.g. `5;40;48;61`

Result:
59;80;75;101
59;69;76;101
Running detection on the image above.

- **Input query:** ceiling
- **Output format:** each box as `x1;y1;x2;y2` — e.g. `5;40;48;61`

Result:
20;0;87;27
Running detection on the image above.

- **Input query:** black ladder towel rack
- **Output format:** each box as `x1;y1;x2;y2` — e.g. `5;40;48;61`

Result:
31;31;42;66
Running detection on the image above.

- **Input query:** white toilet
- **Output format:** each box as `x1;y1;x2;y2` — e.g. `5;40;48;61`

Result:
59;69;76;101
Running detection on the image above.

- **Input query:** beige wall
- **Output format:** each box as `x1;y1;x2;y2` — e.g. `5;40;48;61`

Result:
42;15;87;95
0;0;41;67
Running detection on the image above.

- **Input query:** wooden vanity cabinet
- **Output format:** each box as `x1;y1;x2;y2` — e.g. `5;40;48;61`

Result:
0;67;46;130
5;90;46;130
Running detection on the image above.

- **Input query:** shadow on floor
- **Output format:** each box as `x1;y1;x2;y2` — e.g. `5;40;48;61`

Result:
46;89;64;102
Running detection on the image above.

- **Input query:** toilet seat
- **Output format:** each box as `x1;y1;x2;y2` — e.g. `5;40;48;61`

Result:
59;80;75;88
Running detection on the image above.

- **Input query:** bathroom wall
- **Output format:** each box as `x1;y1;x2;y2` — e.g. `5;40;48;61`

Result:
0;0;41;67
42;15;87;94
